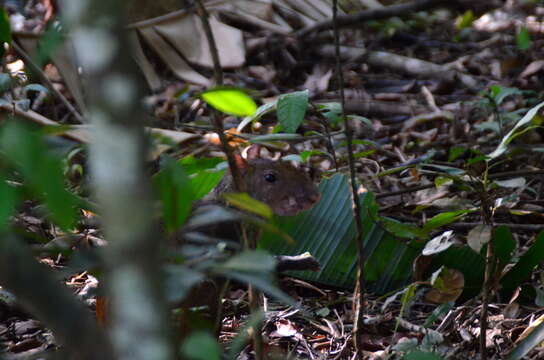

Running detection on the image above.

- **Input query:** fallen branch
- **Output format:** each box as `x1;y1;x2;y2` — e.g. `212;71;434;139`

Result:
318;45;481;91
295;0;448;37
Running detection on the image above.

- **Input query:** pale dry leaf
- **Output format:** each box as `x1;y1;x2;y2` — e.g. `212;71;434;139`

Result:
467;224;492;254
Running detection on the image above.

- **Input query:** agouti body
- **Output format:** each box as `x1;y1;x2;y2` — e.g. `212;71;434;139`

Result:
182;146;322;268
177;146;321;337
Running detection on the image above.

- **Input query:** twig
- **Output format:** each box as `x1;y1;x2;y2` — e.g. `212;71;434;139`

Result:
194;0;222;85
478;165;494;360
11;41;86;123
0;103;88;142
193;0;242;193
447;222;544;231
194;1;263;357
331;0;365;357
296;0;448;38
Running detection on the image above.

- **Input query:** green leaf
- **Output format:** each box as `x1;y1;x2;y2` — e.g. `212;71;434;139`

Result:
276;90;309;133
423;302;453;327
489;85;523;106
299;150;327;162
218;250;276;273
36;21;64;67
0;122;77;229
506;320;544;360
501;231;544;296
516;27;531;50
347;114;372;127
0;8;11;56
423;209;473;232
237;101;276;132
318;102;343;125
189;171;223;200
494;225;515;266
179;156;224;199
435;176;452;187
163;264;204;304
488;101;544;159
432;245;485;300
260;174;420;293
153;157;193;233
213;250;294;305
0;176;17;231
201;87;257;117
222;192;273;219
0;73;12;93
399;283;417;317
448;146;466;162
456;10;474;30
181;331;221;360
381;217;427;239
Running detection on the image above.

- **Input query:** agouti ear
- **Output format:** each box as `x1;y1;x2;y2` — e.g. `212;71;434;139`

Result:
245;144;262;160
234;153;249;171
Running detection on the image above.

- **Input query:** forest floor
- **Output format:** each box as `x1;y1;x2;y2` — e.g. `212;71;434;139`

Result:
2;0;544;359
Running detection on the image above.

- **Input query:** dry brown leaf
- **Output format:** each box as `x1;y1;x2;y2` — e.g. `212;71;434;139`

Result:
138;26;210;86
425;268;465;304
153;13;245;69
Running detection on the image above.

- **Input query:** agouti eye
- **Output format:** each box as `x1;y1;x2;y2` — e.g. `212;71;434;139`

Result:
264;173;277;183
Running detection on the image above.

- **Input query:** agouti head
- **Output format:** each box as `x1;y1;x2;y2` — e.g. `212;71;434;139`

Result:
217;145;321;216
243;157;320;216
237;145;320;216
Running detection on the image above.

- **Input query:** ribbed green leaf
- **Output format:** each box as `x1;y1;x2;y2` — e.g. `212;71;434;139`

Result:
276;90;308;133
260;174;419;292
506;320;544;360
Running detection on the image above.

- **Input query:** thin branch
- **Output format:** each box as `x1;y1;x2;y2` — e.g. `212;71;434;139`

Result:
193;0;243;193
194;0;222;85
193;2;263;358
11;41;86;123
332;0;365;357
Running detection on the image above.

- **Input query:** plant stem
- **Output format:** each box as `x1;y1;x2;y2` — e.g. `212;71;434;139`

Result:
332;0;365;357
193;2;262;358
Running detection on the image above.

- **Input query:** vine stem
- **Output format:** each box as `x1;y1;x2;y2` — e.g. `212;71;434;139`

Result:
479;166;494;360
331;0;365;357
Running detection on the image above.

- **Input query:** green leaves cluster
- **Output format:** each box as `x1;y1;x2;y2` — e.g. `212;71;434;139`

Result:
153;156;224;233
0;122;78;231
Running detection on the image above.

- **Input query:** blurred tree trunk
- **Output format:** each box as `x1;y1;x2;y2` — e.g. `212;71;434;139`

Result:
59;2;175;360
